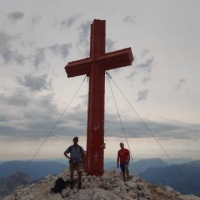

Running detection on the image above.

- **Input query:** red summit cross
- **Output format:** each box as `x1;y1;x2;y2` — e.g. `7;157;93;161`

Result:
65;19;133;176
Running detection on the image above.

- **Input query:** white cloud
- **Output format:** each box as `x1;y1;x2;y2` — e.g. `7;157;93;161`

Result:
137;89;149;102
76;21;91;56
123;15;137;24
0;0;199;161
33;48;45;68
0;31;13;63
0;89;30;106
60;14;82;28
175;78;186;90
17;74;52;91
8;11;24;21
136;57;154;73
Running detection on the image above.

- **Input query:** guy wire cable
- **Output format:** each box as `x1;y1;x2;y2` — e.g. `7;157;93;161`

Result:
106;72;137;174
20;75;87;174
106;71;197;195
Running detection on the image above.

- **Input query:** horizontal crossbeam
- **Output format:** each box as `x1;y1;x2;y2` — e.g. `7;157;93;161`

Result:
65;48;133;78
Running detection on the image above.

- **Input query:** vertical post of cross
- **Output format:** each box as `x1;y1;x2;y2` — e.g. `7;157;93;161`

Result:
86;20;106;175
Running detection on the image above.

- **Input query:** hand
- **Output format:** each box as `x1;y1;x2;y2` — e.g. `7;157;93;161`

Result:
67;156;71;160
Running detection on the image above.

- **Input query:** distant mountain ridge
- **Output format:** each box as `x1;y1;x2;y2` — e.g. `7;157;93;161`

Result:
105;158;168;174
131;158;168;174
0;159;200;198
0;171;32;198
139;160;200;197
0;160;67;181
163;158;194;164
0;158;194;181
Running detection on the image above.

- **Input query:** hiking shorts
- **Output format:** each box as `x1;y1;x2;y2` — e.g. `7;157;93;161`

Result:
120;162;129;172
69;161;83;173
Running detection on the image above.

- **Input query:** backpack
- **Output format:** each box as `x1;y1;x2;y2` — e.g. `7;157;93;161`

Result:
50;177;65;193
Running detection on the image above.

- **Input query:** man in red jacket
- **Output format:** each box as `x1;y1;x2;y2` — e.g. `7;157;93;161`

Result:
117;142;130;182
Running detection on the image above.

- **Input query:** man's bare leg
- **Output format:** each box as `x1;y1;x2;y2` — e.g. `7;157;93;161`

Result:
125;165;129;179
78;171;82;189
70;172;74;189
122;172;126;182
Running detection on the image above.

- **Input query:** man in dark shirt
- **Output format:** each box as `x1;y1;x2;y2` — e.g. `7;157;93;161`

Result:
64;136;85;189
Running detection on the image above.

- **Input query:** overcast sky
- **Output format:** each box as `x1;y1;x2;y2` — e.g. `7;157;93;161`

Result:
0;0;199;162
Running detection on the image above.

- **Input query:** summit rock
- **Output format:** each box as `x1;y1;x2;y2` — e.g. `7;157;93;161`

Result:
2;169;200;200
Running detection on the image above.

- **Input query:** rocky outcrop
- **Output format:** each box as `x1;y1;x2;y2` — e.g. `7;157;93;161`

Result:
2;169;200;200
0;172;32;199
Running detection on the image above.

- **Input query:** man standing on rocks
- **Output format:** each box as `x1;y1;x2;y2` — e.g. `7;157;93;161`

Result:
64;136;85;189
117;142;130;182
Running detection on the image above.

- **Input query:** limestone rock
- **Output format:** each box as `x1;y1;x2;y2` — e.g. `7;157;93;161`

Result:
2;168;200;200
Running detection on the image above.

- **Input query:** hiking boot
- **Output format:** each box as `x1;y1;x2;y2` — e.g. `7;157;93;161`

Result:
78;181;81;189
70;181;73;189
